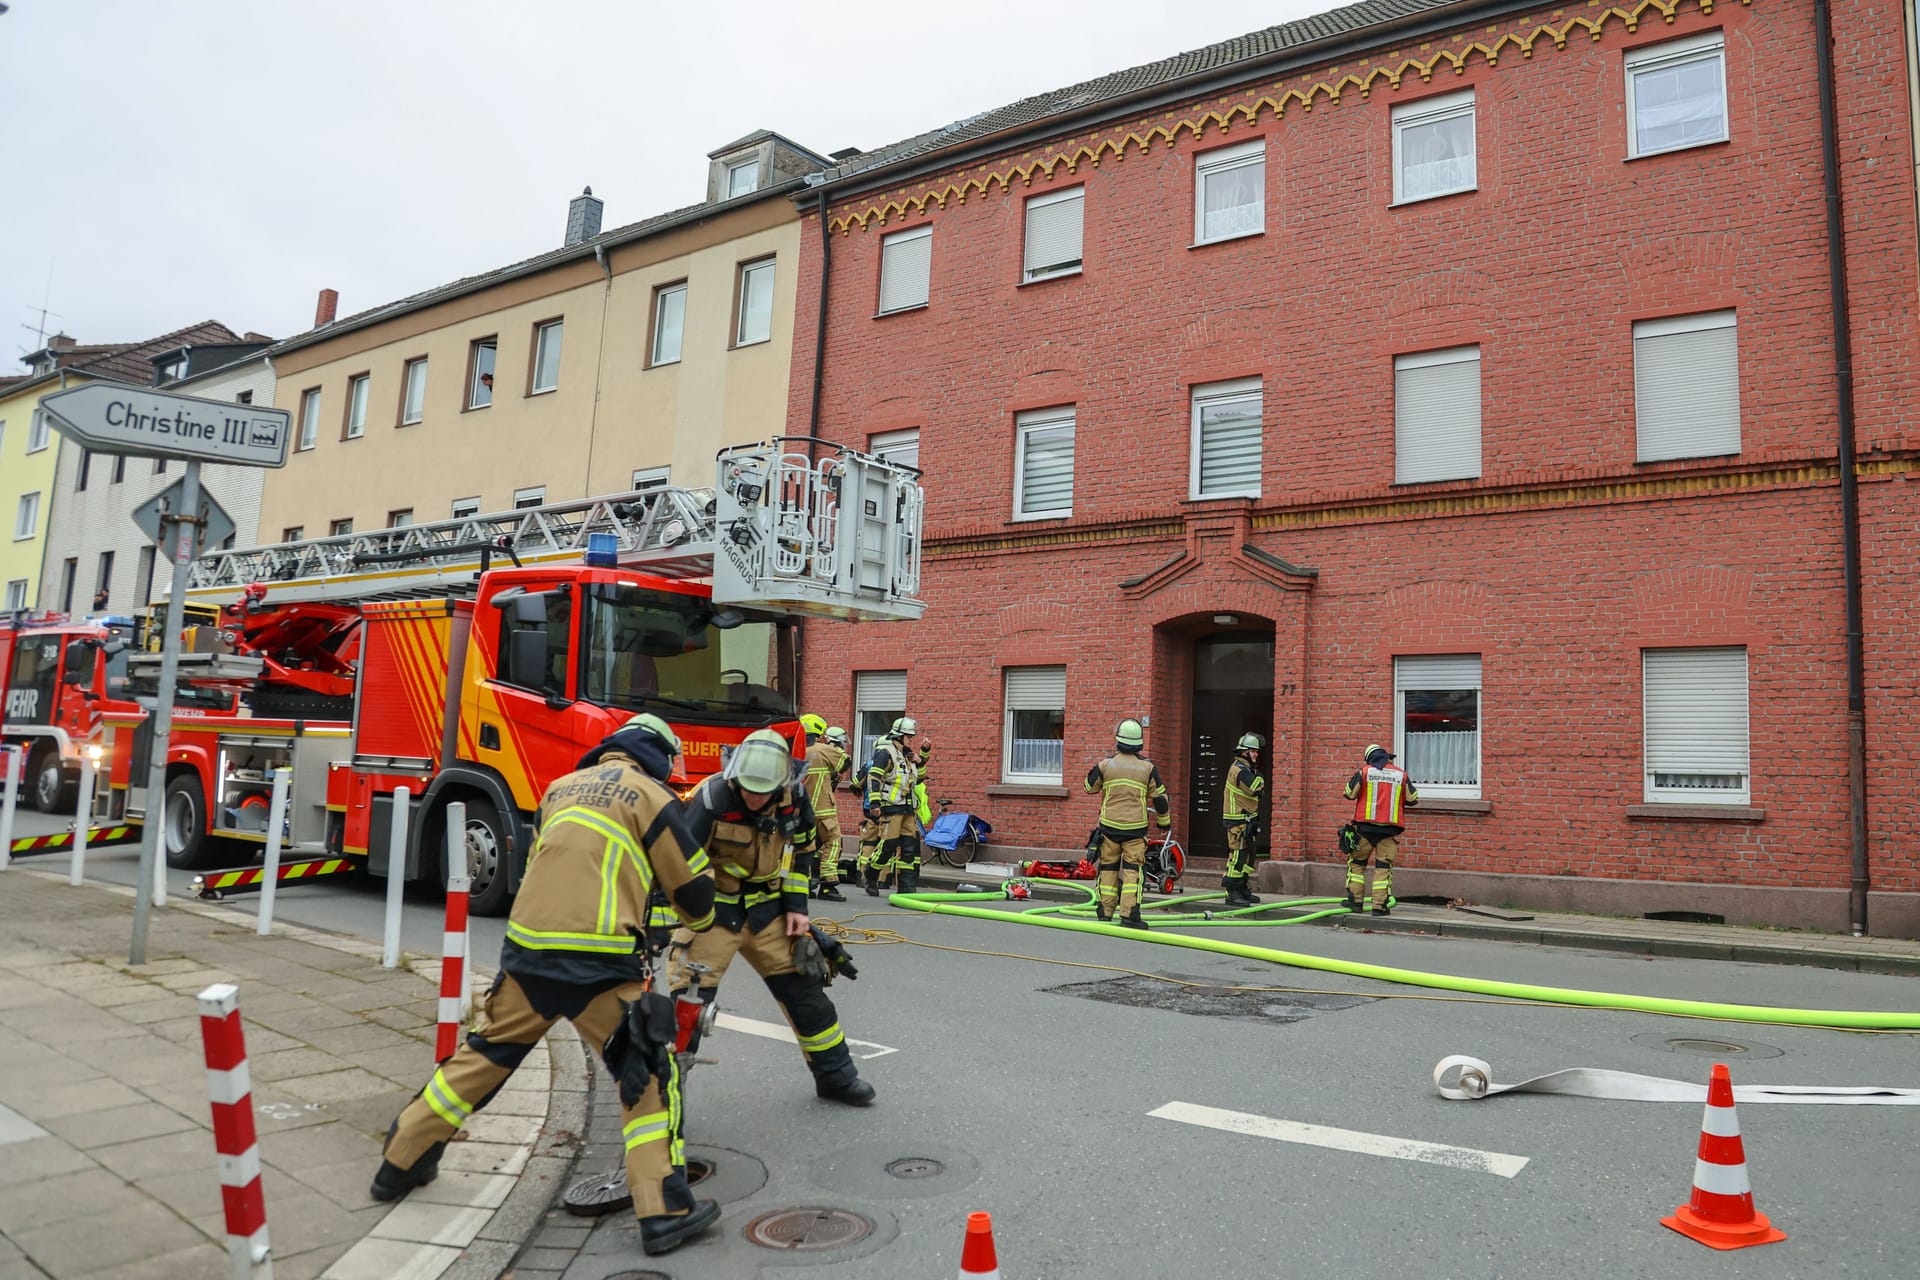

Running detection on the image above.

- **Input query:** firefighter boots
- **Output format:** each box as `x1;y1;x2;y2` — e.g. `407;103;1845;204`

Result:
1222;880;1260;909
863;868;882;897
639;1198;722;1256
370;1139;444;1202
815;1073;877;1106
815;882;847;902
1120;907;1149;930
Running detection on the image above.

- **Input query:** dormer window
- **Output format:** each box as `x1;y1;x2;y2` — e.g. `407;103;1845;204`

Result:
156;356;187;384
725;158;760;198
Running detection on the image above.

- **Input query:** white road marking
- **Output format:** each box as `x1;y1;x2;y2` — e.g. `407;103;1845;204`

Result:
1148;1100;1530;1179
713;1011;898;1060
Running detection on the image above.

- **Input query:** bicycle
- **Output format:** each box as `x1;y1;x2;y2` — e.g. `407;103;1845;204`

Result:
921;798;992;868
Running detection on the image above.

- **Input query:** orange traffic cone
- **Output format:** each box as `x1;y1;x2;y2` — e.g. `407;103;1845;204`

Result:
1660;1063;1787;1250
959;1210;1000;1278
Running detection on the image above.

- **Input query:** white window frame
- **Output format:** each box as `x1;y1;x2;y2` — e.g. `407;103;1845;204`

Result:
1193;139;1266;245
451;497;481;520
1013;407;1075;520
387;509;414;528
1002;665;1066;784
1625;31;1729;159
1393;345;1482;484
531;320;563;394
1391;89;1477;204
878;225;933;315
1023;187;1085;283
513;486;546;510
1643;647;1750;805
1189;377;1263;499
329;518;353;537
854;670;907;768
868;428;920;472
468;338;497;409
725;158;760;199
401;357;428;424
1394;655;1483;799
27;411;50;452
281;526;304;543
298;388;320;450
1633;310;1740;462
13;491;38;541
651;283;687;367
735;258;776;347
4;579;27;610
345;374;369;439
630;466;670;492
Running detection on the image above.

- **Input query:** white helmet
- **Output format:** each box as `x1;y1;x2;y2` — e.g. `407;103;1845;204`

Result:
726;729;794;794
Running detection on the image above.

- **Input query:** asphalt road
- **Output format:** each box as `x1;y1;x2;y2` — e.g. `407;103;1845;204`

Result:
10;808;1918;1279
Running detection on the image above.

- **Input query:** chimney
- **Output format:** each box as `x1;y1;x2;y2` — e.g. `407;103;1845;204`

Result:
47;333;75;352
565;187;604;247
315;288;339;327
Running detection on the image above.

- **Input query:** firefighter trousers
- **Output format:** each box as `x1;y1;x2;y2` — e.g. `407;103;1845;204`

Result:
814;811;843;885
1096;833;1146;918
384;972;694;1220
664;916;860;1087
855;817;882;874
1223;819;1258;887
872;811;918;885
1346;833;1398;908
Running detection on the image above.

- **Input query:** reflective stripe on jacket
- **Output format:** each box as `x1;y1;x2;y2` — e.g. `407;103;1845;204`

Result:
865;738;914;809
683;774;818;915
1223;757;1264;822
1345;761;1418;827
803;741;847;813
1085;752;1169;834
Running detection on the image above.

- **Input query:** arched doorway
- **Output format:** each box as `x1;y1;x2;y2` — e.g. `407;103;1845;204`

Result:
1188;629;1274;858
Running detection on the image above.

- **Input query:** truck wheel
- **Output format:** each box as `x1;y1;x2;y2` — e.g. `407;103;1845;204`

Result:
31;748;75;814
461;798;514;917
163;772;217;869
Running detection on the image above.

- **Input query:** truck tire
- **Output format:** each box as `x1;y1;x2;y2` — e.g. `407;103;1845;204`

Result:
31;747;75;814
461;797;514;917
163;772;218;869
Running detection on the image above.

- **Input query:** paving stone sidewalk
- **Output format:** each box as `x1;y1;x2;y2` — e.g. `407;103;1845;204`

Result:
0;871;561;1280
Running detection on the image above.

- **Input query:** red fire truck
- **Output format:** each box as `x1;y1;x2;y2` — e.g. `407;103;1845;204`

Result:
109;437;922;915
2;612;141;812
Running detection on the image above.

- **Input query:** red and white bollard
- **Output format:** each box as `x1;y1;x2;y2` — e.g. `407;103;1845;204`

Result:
436;801;470;1063
198;983;273;1279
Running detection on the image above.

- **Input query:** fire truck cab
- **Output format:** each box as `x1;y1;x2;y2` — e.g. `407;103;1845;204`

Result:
2;613;139;811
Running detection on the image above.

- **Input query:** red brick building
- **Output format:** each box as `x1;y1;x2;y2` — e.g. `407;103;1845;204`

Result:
787;0;1920;935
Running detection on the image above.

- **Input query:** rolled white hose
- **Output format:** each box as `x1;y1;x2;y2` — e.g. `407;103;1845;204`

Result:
1434;1054;1920;1104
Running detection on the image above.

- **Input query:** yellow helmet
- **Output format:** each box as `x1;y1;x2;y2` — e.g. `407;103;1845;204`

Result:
1365;743;1393;762
726;728;795;794
1115;718;1145;749
799;713;828;738
619;713;681;756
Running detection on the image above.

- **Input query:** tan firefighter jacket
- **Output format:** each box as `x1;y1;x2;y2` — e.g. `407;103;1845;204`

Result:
803;741;849;815
1224;757;1264;822
682;773;819;927
1086;751;1171;838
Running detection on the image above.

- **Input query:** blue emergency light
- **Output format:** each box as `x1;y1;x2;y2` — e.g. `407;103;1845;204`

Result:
585;532;619;567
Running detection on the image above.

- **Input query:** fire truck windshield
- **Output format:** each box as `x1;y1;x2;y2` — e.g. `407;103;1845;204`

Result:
580;583;794;722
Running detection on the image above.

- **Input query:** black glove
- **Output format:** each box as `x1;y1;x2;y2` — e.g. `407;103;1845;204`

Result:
1338;822;1360;855
809;924;858;981
792;932;836;986
601;992;676;1108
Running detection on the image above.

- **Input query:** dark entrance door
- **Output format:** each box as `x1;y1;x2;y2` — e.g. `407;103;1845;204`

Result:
1186;632;1274;859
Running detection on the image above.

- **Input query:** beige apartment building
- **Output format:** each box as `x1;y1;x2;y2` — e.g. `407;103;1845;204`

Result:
259;131;831;539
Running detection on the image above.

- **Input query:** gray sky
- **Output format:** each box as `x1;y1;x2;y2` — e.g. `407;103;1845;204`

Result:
0;0;1328;362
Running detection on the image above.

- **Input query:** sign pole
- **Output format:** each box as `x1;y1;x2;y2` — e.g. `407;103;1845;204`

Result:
131;459;202;964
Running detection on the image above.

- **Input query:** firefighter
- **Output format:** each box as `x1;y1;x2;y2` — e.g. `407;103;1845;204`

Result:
863;716;922;896
667;728;877;1106
1221;732;1266;908
1342;742;1419;915
801;715;850;901
1086;718;1171;928
370;714;721;1259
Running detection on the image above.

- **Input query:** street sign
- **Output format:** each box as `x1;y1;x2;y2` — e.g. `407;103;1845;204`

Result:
38;379;292;468
131;477;237;560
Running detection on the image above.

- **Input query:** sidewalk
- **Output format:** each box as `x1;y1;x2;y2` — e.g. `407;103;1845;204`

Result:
0;871;571;1280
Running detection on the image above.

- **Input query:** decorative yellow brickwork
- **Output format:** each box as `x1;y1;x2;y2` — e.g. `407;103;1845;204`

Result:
832;0;1746;234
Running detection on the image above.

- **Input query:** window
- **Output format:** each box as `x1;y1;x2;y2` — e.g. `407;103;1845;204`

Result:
650;283;687;366
531;320;563;393
1643;647;1749;804
451;497;481;520
630;466;670;492
868;428;920;472
513;486;545;509
298;388;321;450
1194;140;1265;243
27;411;50;453
725;158;760;199
401;357;428;424
77;450;92;491
498;585;573;696
1392;90;1477;204
735;259;776;346
388;509;414;528
878;226;933;314
1395;655;1481;798
1634;310;1740;462
59;559;76;612
93;551;114;609
1394;346;1482;484
1003;666;1066;784
236;391;253;405
135;546;155;606
154;457;167;474
14;491;38;540
345;373;369;439
1023;188;1084;282
1191;378;1262;499
111;454;126;484
1625;32;1728;158
329;518;353;537
1014;408;1075;519
3;580;25;611
854;670;907;768
469;338;497;408
281;526;303;542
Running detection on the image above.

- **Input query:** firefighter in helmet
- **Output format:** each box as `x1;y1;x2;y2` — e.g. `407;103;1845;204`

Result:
1221;732;1266;908
371;713;721;1258
863;716;923;895
667;728;876;1105
1342;742;1418;915
1085;718;1171;928
800;715;850;901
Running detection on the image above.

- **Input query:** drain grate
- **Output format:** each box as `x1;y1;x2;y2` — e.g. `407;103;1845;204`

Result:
744;1207;875;1251
603;1273;671;1280
1669;1038;1752;1056
885;1157;945;1179
1046;973;1374;1023
1630;1030;1784;1060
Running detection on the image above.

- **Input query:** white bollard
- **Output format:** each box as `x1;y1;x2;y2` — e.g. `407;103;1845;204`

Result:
444;802;473;1019
381;786;411;969
437;801;470;1061
197;983;274;1280
0;745;20;872
255;768;292;937
69;748;99;886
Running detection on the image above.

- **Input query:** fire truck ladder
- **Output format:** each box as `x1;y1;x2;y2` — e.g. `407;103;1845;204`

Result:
181;437;924;622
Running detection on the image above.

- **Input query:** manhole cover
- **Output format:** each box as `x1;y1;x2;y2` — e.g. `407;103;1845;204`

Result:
602;1272;671;1280
744;1207;874;1251
1630;1031;1784;1060
561;1167;632;1217
688;1156;714;1186
1670;1038;1753;1056
885;1157;945;1179
1046;973;1373;1023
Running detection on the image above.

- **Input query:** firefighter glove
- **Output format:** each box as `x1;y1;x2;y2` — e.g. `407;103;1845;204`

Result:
792;933;836;986
1338;822;1361;855
808;924;858;981
602;993;677;1108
